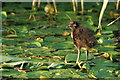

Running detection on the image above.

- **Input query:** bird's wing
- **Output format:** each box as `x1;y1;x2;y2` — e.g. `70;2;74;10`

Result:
73;27;96;49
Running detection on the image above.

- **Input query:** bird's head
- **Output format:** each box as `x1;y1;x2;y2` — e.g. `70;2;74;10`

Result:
67;21;79;29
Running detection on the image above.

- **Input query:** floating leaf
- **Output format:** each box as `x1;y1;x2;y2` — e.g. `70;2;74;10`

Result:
93;70;115;78
91;58;118;70
40;76;50;80
53;49;73;56
97;38;114;45
97;53;110;58
28;30;36;36
82;63;90;70
31;42;41;47
70;69;88;78
101;31;113;34
88;74;97;79
44;36;65;42
65;52;94;63
0;11;7;21
18;26;28;33
36;37;44;42
65;54;78;63
38;66;49;70
0;55;22;62
48;63;63;69
28;41;41;47
29;47;55;56
2;61;27;68
2;69;27;78
5;35;18;38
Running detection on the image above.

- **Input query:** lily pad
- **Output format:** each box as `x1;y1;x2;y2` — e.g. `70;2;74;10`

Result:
92;70;115;78
65;53;94;63
0;55;22;62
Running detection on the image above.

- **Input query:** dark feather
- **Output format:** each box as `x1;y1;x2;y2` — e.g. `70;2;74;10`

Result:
71;25;96;49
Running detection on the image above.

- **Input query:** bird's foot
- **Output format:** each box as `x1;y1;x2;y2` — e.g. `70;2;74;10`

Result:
64;59;67;64
76;60;80;63
76;61;79;64
76;60;82;64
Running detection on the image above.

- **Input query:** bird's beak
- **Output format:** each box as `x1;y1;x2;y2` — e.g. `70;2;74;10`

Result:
66;25;71;28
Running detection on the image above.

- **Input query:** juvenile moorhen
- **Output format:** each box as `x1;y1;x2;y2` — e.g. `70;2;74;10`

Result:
67;21;97;63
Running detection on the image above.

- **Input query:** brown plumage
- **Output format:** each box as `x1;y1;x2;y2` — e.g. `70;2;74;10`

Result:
67;21;96;63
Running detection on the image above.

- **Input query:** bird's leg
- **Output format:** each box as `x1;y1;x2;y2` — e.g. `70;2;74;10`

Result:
85;50;89;61
76;48;81;63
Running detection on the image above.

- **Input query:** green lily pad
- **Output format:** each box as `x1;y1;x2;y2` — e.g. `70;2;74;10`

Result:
0;55;22;63
97;38;114;45
38;66;49;70
65;53;94;63
101;31;113;34
29;47;55;56
2;69;27;78
71;69;85;76
0;11;7;21
52;49;74;56
48;63;64;69
92;70;115;78
82;63;90;70
44;36;65;42
91;58;118;70
1;61;27;68
27;41;41;47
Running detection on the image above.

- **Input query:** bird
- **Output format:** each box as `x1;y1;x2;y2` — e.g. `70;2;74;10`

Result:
44;4;54;15
67;21;97;63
